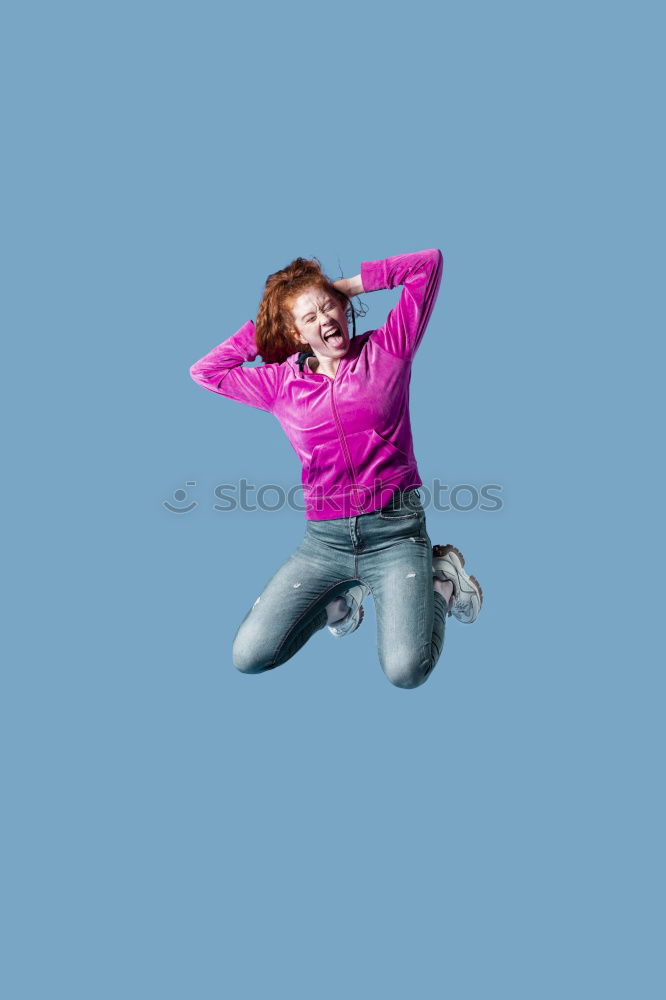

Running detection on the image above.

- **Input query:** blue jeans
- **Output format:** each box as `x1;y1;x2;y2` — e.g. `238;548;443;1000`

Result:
232;488;448;689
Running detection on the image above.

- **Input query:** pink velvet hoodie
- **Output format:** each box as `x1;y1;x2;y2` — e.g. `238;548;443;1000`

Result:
189;248;444;520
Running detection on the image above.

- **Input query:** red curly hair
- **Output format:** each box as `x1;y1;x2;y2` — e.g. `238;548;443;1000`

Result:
254;257;352;365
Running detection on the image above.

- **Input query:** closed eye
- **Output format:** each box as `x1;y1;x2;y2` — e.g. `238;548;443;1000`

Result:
303;302;335;322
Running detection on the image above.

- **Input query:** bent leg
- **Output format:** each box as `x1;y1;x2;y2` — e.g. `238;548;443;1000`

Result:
360;535;448;689
232;536;360;675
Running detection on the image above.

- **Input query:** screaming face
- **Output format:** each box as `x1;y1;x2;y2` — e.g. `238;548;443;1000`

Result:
288;287;350;359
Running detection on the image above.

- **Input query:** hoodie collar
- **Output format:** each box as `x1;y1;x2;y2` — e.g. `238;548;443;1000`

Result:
292;336;362;378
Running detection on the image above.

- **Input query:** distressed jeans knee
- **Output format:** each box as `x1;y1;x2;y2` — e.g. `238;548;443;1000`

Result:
380;649;430;689
232;630;273;674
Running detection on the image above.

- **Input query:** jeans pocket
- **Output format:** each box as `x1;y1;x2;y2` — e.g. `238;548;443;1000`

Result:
378;488;423;520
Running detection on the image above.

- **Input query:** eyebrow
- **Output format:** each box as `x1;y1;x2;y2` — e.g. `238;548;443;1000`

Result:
300;298;334;319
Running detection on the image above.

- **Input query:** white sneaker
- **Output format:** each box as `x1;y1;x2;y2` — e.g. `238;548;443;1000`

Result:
327;583;371;637
432;544;483;624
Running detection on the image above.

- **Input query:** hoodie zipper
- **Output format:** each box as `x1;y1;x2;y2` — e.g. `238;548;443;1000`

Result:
302;354;365;513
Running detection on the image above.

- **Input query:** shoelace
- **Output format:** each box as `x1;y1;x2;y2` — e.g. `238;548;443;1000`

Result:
452;584;480;619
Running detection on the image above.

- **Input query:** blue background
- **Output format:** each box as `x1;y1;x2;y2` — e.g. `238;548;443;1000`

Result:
4;1;663;997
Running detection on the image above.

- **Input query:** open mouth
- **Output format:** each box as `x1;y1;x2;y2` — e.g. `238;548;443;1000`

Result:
323;326;344;345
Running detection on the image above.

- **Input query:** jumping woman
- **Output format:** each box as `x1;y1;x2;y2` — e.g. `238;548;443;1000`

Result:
189;248;483;689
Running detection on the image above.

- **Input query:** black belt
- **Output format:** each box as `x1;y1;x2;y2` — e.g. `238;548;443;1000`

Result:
382;486;422;510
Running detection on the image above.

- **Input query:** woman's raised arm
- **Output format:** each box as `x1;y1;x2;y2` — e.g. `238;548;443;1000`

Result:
189;319;282;414
332;273;365;299
354;248;444;361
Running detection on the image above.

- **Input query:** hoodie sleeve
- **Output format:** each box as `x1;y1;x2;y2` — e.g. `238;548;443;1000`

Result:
359;248;444;361
188;320;282;414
